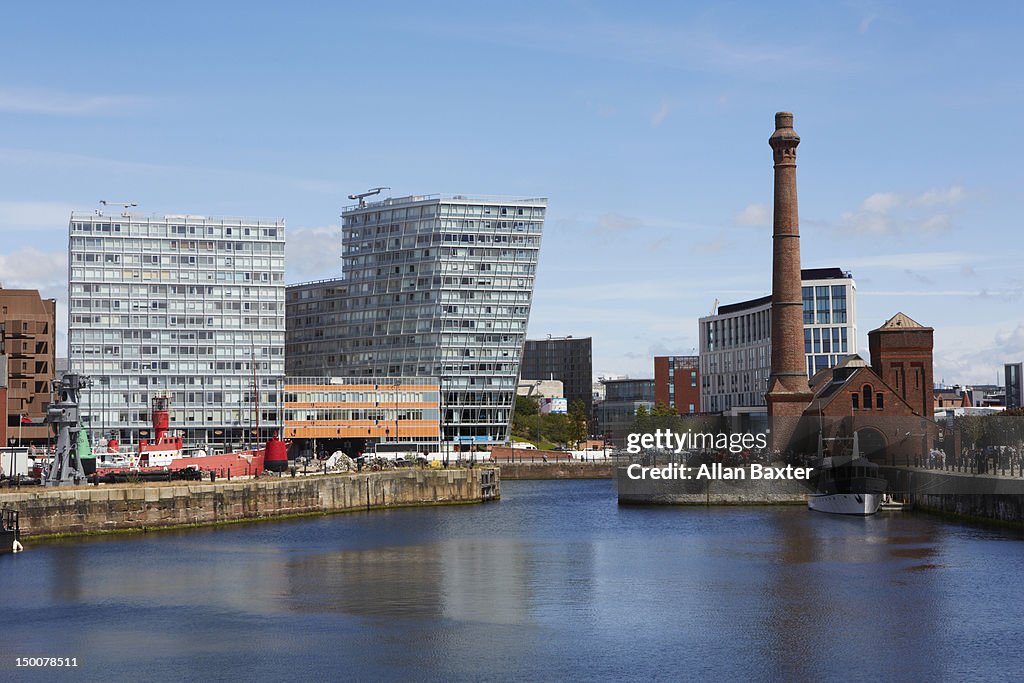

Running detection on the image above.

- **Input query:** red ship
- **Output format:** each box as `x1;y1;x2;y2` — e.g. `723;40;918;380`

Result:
96;396;286;479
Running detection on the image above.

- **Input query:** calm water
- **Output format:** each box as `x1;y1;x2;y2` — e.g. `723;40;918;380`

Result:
1;479;1023;681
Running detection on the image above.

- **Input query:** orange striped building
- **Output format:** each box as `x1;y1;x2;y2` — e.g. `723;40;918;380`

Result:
283;377;441;450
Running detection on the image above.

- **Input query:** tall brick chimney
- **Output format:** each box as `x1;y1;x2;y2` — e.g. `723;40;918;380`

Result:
766;112;813;451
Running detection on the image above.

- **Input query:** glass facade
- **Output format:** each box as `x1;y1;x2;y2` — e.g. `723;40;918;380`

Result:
68;213;286;446
699;270;857;413
286;195;546;445
801;281;855;378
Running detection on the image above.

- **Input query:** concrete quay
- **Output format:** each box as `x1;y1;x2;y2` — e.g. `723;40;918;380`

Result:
0;468;499;538
881;466;1024;528
499;462;615;479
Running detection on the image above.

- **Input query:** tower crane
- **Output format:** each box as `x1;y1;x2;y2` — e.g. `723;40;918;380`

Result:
347;187;391;208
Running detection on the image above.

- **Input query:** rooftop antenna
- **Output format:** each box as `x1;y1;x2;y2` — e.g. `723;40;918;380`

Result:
347;187;390;208
99;200;138;217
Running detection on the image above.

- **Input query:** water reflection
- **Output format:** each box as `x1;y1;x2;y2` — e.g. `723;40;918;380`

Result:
762;512;948;680
2;481;1022;681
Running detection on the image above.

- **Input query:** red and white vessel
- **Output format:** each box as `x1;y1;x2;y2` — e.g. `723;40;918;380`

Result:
97;396;279;478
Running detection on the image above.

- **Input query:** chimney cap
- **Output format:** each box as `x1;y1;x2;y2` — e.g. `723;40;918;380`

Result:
770;111;799;148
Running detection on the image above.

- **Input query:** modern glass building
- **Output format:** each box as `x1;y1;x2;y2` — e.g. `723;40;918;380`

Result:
68;211;286;446
699;268;856;415
286;194;546;445
594;378;655;446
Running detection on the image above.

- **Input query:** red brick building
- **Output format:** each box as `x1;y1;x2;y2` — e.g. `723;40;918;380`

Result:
654;355;700;414
802;313;936;465
868;312;934;419
0;288;56;444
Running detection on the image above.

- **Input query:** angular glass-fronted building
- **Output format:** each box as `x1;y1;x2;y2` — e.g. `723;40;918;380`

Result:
68;211;286;446
286;194;546;445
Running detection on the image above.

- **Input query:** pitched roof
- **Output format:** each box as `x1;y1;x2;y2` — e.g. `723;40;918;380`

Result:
804;362;919;416
877;312;925;329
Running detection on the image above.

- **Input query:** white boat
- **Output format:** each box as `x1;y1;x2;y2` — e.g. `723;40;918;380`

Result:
808;491;883;515
808;433;887;516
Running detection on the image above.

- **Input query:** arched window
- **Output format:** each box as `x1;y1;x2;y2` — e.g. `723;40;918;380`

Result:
863;385;873;410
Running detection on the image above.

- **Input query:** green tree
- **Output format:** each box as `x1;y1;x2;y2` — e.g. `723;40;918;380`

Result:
542;413;571;445
568;399;588;447
632;404;651;436
512;395;540;440
515;395;539;417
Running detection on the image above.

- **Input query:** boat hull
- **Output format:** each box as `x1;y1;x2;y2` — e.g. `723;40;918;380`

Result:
808;492;882;516
98;449;265;479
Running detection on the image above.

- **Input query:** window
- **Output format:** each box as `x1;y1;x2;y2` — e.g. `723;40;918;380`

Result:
863;385;873;409
876;393;884;409
852;393;859;409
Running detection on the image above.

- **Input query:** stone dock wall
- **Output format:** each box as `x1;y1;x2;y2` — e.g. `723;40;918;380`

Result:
499;462;615;479
616;466;809;505
0;468;499;538
881;466;1024;527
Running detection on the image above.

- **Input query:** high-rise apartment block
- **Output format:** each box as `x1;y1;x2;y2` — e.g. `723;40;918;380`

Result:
286;194;546;445
0;287;57;443
520;336;593;415
68;211;286;445
699;267;856;415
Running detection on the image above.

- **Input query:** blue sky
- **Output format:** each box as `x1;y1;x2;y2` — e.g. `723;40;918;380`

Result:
1;1;1022;384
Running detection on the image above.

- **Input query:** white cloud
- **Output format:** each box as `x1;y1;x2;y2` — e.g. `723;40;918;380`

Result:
650;100;672;128
734;203;770;226
285;226;342;283
832;185;967;237
935;321;1024;384
0;247;68;299
0;87;147;115
920;214;951;232
916;185;966;207
861;192;901;213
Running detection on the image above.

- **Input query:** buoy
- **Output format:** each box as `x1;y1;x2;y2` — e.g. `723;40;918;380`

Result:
13;540;23;553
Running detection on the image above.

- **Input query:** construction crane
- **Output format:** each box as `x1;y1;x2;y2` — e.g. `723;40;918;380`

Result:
347;187;390;208
99;200;138;216
710;298;719;315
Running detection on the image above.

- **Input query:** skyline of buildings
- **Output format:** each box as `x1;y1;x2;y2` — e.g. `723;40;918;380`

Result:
0;195;1013;450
